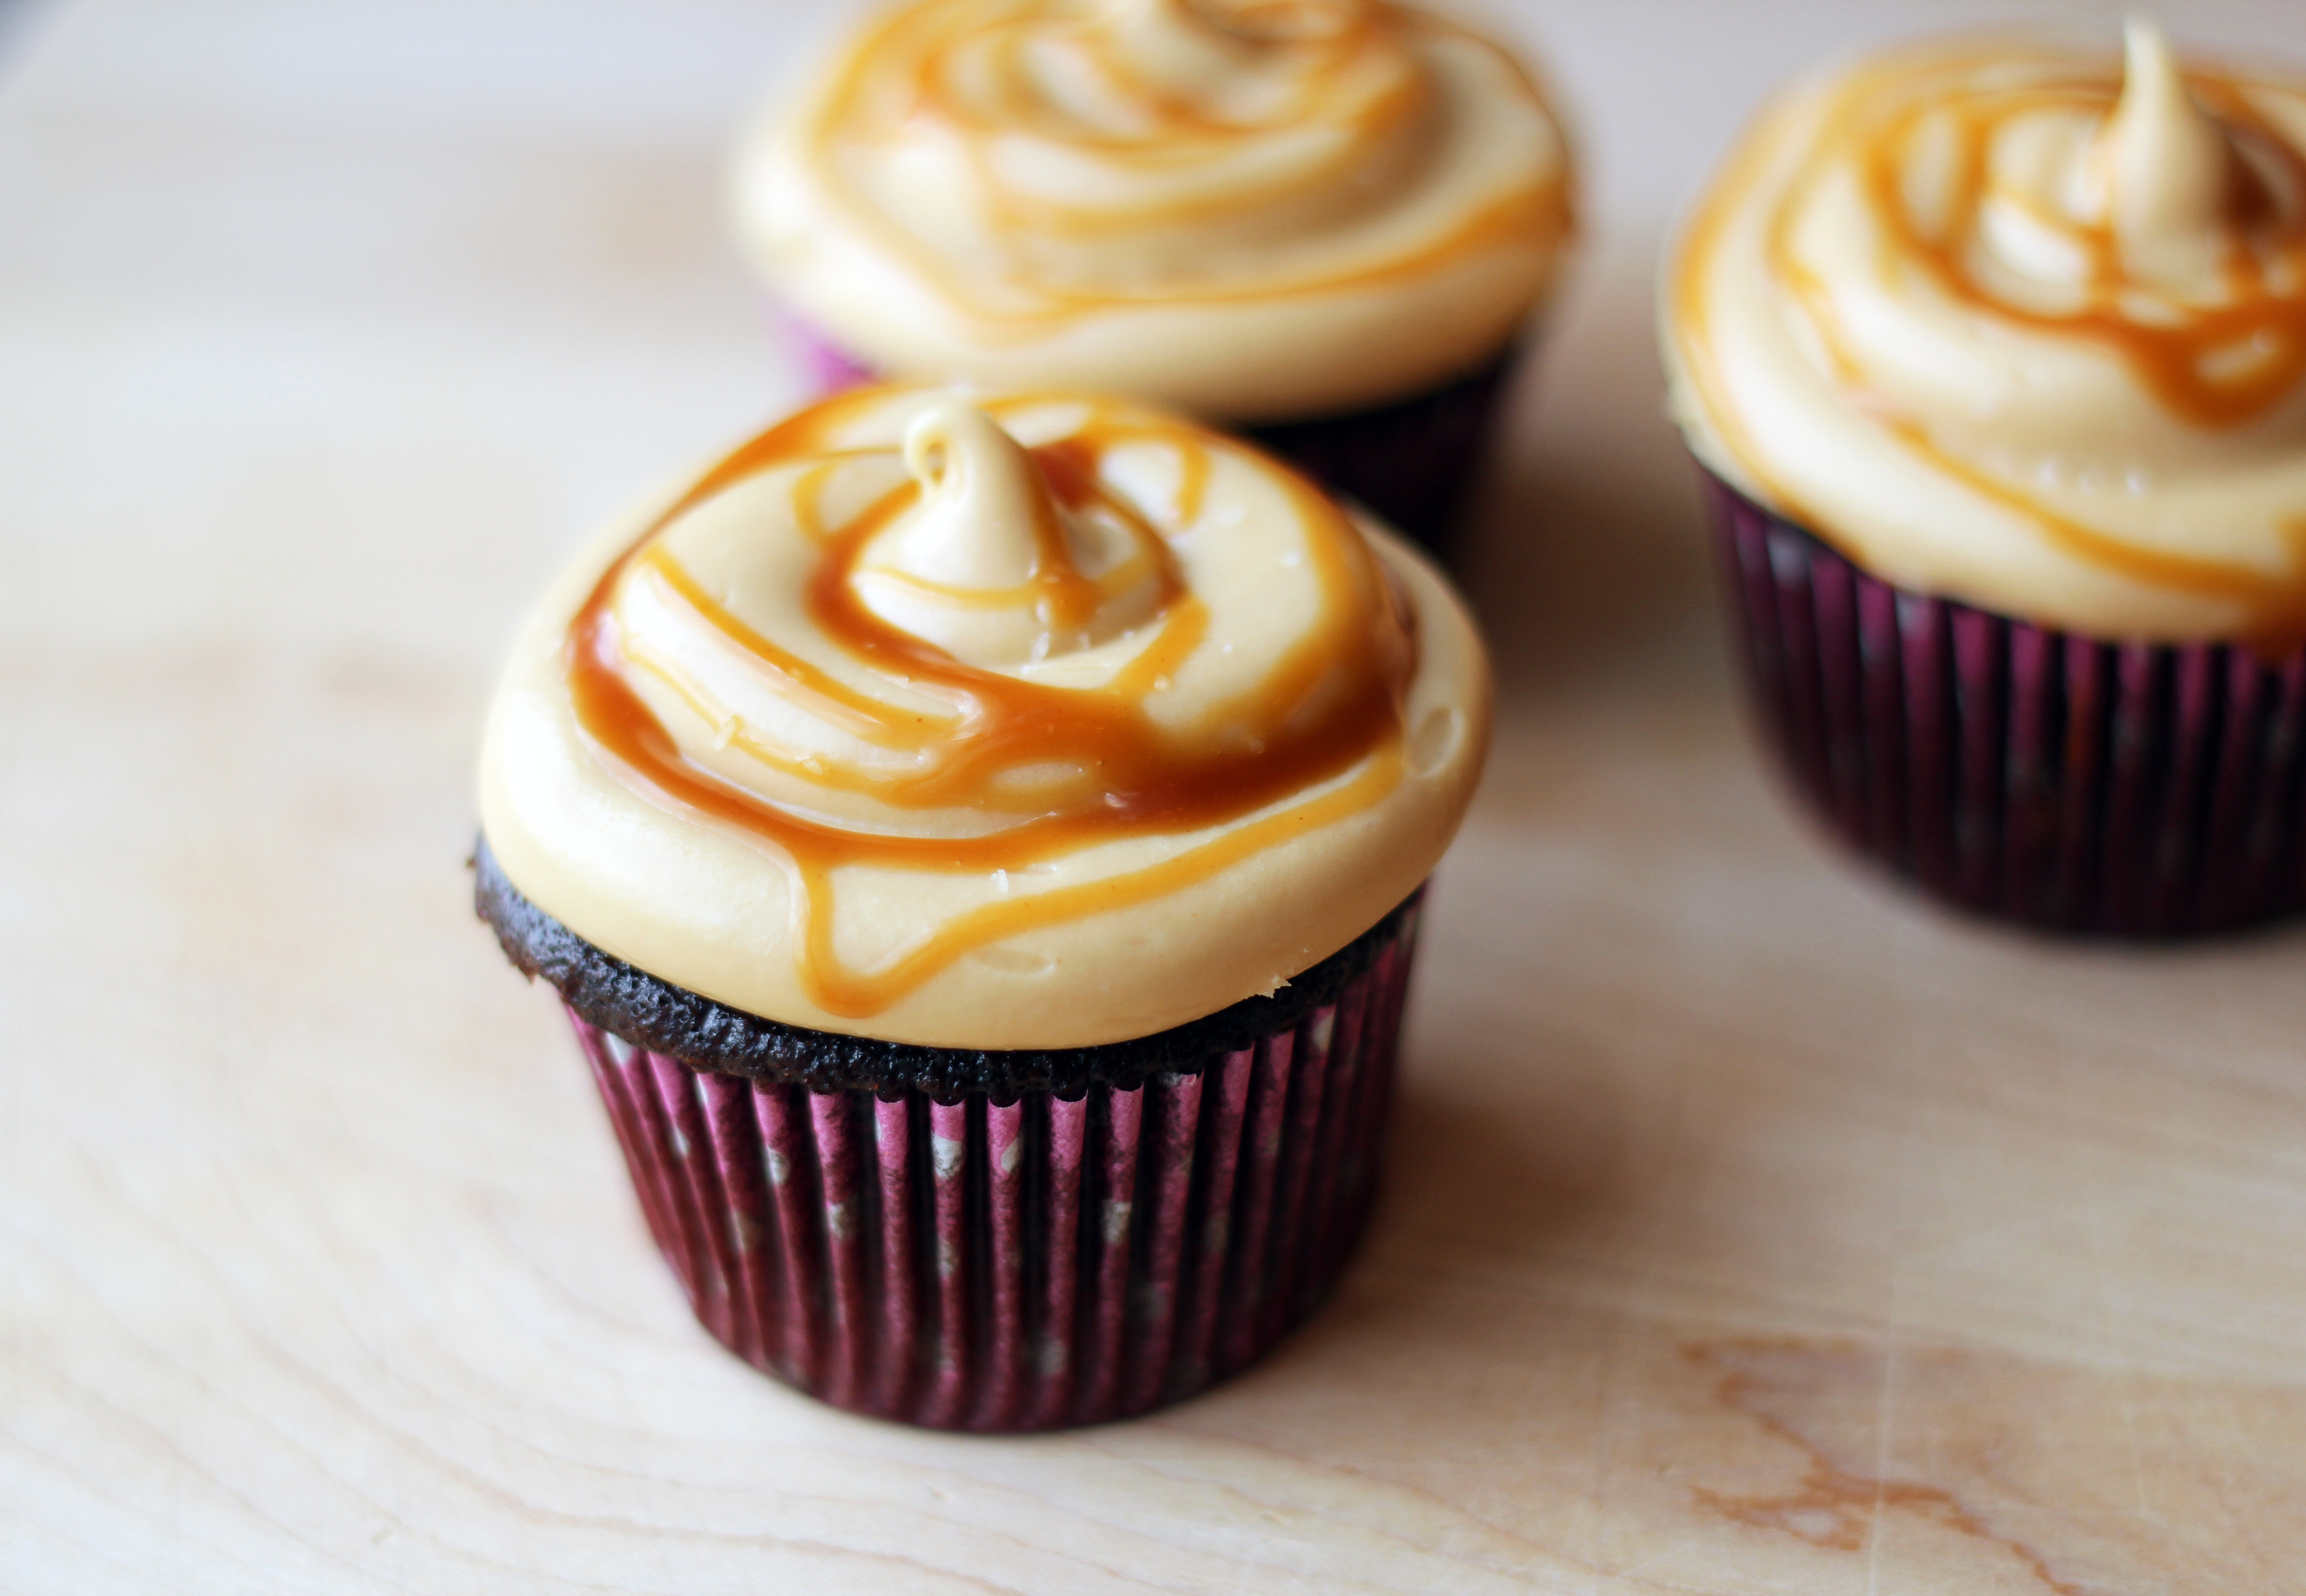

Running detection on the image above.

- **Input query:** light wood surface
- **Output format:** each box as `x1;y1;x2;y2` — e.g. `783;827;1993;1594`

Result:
7;1;2306;1590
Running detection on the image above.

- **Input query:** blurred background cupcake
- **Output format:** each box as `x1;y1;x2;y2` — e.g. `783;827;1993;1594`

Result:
729;0;1577;561
1663;20;2306;937
475;383;1491;1429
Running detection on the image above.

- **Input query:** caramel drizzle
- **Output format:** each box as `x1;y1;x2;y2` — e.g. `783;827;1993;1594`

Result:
807;0;1572;323
937;0;1427;162
566;388;1413;1016
1677;48;2306;652
1861;75;2306;428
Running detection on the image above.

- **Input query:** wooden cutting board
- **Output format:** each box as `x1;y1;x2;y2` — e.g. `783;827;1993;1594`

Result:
6;1;2304;1590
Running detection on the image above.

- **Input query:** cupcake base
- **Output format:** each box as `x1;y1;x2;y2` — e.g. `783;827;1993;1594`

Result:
1705;468;2306;936
477;841;1423;1429
779;314;1515;564
565;918;1416;1431
1240;351;1514;563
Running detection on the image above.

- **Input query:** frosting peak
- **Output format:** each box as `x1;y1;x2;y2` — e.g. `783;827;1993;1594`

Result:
856;401;1173;666
1098;0;1263;99
2097;19;2247;281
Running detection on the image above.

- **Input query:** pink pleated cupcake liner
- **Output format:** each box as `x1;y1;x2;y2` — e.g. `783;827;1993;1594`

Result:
783;313;877;394
1705;468;2306;936
569;905;1420;1431
777;310;1514;563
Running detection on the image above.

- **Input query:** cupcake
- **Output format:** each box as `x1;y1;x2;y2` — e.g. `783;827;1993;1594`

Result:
475;384;1490;1428
729;0;1576;560
1664;21;2306;936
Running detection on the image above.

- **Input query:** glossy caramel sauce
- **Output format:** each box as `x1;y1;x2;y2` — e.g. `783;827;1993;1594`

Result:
566;389;1414;1017
1850;73;2306;429
1677;50;2306;653
804;0;1572;325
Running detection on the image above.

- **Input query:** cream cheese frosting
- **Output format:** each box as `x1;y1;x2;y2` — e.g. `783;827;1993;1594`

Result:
733;0;1575;423
479;385;1490;1050
1665;22;2306;650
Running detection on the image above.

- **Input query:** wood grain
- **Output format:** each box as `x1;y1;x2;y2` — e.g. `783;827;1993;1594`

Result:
5;1;2306;1590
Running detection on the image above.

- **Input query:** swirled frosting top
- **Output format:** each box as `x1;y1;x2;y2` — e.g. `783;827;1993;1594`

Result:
1666;22;2306;648
479;385;1490;1049
733;0;1575;422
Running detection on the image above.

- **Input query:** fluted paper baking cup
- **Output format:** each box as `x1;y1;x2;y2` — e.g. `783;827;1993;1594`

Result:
1704;466;2306;936
779;312;1515;564
780;311;877;395
568;906;1419;1430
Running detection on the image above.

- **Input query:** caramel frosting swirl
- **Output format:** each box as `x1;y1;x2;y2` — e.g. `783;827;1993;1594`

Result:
1666;23;2306;649
479;386;1490;1049
734;0;1574;421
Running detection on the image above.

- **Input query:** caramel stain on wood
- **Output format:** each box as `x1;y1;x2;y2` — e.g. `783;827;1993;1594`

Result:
1687;1338;2096;1596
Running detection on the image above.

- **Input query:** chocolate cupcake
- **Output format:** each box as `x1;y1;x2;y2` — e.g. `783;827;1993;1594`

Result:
1663;22;2306;936
729;0;1576;560
475;384;1491;1428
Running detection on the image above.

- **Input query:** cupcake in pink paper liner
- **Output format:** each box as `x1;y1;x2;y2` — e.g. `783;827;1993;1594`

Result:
728;0;1577;562
474;383;1491;1429
1663;21;2306;937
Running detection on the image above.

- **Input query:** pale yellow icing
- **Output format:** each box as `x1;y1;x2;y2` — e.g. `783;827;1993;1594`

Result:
1665;22;2306;650
478;385;1491;1049
733;0;1575;423
852;402;1169;664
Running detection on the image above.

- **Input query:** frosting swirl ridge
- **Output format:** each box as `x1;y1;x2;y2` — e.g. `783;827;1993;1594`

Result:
736;0;1574;420
479;386;1490;1048
1667;23;2306;647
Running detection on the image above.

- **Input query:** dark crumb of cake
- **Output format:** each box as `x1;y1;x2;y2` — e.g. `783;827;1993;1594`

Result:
473;836;1416;1101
